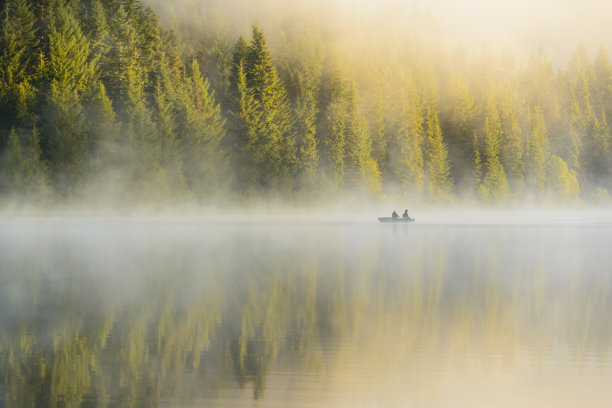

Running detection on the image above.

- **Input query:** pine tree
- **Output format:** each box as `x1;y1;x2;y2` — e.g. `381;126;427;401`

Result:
482;96;510;201
89;0;113;87
0;126;49;198
45;2;96;95
152;56;185;195
284;52;322;192
396;85;424;197
0;0;39;125
232;24;296;191
447;74;477;188
547;155;580;200
369;78;388;176
471;131;483;194
525;104;549;194
344;85;381;195
180;59;227;196
592;47;612;120
424;107;453;199
42;1;96;190
295;74;319;190
568;71;594;173
498;88;524;189
323;76;348;189
86;81;120;178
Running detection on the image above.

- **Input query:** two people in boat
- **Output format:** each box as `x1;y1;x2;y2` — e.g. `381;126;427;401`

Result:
392;209;410;219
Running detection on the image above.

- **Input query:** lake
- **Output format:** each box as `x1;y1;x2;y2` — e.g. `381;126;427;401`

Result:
1;212;611;407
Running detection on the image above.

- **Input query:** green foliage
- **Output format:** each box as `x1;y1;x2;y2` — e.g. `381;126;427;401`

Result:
396;85;425;198
471;131;483;194
321;72;349;189
482;96;510;201
2;1;612;204
424;107;453;199
0;0;39;125
547;155;580;199
180;59;227;195
232;24;296;192
525;104;549;193
498;88;524;188
0;126;49;198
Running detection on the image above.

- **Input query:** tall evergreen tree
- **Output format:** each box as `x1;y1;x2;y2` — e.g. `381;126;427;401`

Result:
344;85;381;195
525;104;549;194
482;96;510;201
446;74;477;189
180;59;227;196
471;131;483;195
42;1;96;190
396;85;425;197
0;126;49;198
0;0;39;125
498;88;524;189
233;24;296;191
320;70;348;190
424;107;453;199
547;155;580;200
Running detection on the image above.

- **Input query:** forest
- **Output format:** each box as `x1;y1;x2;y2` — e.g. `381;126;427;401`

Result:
1;0;612;207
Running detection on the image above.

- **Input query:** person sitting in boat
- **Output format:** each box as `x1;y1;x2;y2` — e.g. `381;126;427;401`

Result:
402;209;409;219
392;210;399;219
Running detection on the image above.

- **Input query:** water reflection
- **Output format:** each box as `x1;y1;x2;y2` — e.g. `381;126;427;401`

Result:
0;219;611;407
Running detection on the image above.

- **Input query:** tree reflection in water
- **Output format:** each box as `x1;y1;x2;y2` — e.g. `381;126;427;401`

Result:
0;220;611;407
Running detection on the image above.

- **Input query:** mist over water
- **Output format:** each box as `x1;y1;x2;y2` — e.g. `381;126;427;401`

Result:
2;0;612;406
1;214;612;407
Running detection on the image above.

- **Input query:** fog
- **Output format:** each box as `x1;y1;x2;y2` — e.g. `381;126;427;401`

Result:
3;1;612;405
148;0;612;66
426;0;612;66
2;215;612;406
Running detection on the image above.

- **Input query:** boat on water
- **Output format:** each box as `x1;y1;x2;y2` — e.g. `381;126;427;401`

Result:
378;217;415;223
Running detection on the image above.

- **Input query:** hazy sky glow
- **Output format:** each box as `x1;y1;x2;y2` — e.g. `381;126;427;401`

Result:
343;0;612;64
421;0;612;65
150;0;612;66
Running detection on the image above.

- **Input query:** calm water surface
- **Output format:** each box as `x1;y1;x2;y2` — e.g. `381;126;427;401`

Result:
1;214;611;407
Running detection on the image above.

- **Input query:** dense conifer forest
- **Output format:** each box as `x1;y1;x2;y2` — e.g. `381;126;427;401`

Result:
1;0;612;206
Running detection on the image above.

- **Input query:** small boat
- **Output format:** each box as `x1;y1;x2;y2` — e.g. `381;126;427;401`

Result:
378;217;415;223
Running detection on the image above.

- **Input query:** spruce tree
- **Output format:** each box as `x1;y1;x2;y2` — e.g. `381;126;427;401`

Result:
321;72;348;190
525;104;549;194
592;47;612;120
498;88;524;189
234;24;296;191
424;107;453;199
152;56;184;196
0;0;39;125
447;74;477;188
86;81;120;179
471;131;483;195
344;84;381;195
296;80;319;189
42;1;96;190
283;52;322;193
482;96;510;201
0;126;49;198
547;155;580;200
180;59;227;196
396;85;425;198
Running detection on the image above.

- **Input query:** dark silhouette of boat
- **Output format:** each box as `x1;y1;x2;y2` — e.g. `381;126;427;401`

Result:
378;216;415;223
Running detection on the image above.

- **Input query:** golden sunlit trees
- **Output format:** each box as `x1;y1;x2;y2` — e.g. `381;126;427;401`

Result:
424;107;453;199
481;96;510;201
396;85;425;198
233;24;296;192
4;1;612;203
525;104;549;194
